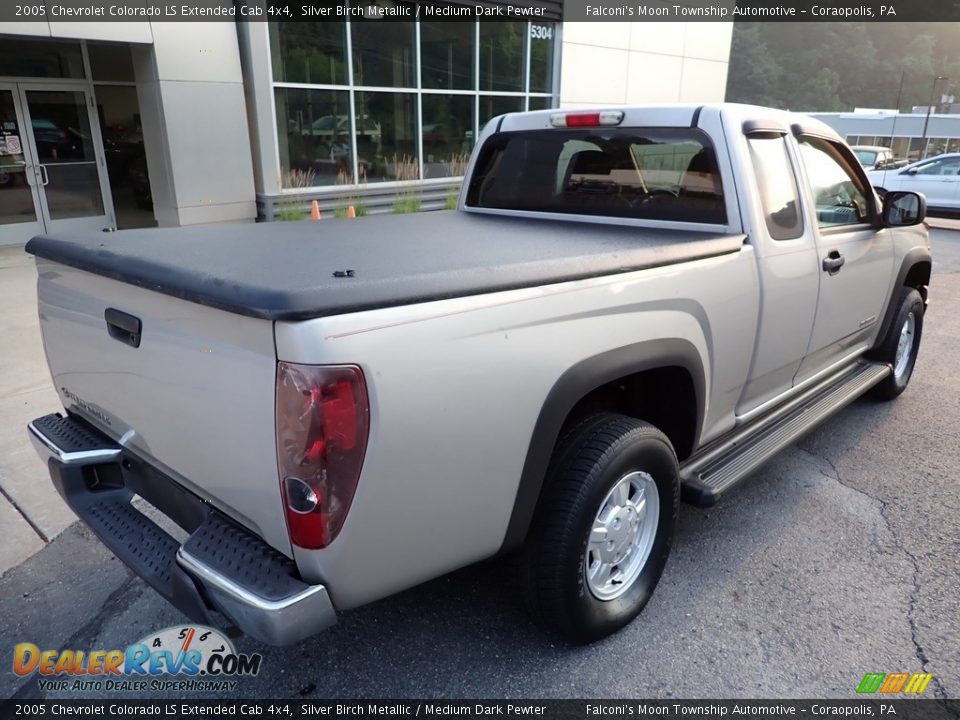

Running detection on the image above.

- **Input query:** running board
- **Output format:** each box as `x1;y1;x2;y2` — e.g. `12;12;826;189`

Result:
680;361;890;507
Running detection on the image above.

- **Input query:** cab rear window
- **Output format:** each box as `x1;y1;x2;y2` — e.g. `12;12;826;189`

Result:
465;127;726;224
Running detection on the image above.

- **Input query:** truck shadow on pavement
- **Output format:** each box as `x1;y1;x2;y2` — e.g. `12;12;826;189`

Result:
238;396;907;698
1;394;919;700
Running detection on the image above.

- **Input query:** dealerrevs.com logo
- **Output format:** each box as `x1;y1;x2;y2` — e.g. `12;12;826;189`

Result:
12;625;262;693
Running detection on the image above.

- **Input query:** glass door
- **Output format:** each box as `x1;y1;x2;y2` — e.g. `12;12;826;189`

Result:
0;84;45;246
18;83;113;236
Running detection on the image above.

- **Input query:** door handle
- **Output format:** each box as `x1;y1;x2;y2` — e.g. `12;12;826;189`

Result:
822;250;845;275
105;308;142;348
38;164;49;186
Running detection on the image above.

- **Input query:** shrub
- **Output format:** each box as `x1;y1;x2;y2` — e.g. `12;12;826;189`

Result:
276;168;316;222
392;155;421;215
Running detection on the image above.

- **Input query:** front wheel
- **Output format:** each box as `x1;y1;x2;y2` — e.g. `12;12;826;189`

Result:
869;287;924;400
520;414;679;643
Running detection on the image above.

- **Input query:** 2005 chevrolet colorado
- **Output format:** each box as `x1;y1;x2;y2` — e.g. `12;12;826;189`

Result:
26;104;931;645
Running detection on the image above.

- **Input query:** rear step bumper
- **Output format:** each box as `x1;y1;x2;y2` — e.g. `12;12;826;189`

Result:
27;413;336;646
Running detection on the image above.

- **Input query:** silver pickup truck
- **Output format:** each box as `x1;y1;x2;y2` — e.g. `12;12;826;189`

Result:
25;104;931;645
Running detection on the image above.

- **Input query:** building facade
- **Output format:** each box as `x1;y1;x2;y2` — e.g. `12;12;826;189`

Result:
811;110;960;162
0;14;733;247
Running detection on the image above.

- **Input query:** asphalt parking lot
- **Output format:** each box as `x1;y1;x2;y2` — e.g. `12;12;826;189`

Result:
2;228;959;700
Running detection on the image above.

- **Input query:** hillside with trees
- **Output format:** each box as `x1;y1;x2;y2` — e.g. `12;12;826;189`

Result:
725;22;960;112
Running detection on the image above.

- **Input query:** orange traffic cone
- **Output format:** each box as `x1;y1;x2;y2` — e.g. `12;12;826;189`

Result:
346;205;356;219
310;200;321;220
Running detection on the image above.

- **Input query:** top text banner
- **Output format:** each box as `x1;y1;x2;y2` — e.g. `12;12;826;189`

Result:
2;0;565;22
2;0;960;21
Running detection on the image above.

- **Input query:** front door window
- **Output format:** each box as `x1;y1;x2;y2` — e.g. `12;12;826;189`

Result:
797;137;872;227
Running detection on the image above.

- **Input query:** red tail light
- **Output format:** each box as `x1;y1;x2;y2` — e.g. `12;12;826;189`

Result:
276;362;369;549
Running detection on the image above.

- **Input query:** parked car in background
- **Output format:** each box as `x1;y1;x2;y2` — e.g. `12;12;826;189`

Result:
851;145;903;171
868;152;960;215
31;118;83;160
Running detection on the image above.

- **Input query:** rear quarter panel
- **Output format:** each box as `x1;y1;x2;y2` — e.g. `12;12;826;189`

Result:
275;250;758;609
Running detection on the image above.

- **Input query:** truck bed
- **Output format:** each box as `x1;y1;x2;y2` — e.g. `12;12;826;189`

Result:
26;211;745;321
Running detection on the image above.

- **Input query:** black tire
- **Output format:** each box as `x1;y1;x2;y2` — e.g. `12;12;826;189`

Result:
869;287;924;400
520;413;679;643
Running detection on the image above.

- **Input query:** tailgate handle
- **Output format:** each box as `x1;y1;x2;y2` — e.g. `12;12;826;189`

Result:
105;308;142;348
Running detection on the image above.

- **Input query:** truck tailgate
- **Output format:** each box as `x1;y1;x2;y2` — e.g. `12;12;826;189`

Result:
35;258;290;556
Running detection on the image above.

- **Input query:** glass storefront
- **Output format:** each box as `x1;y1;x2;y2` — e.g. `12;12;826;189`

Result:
0;40;85;80
270;22;348;85
422;94;474;178
355;91;417;182
479;23;525;93
275;87;352;186
479;95;524;129
0;38;154;244
421;23;474;91
351;16;416;88
270;20;557;188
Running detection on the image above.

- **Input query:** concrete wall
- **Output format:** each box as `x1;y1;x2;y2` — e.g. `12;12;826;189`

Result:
0;20;152;43
132;23;257;227
559;22;733;107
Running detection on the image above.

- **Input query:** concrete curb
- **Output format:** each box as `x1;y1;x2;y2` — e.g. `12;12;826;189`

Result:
926;217;960;232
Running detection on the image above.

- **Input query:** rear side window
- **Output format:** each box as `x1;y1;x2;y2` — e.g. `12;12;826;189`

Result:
466;128;727;224
914;156;960;175
747;135;803;240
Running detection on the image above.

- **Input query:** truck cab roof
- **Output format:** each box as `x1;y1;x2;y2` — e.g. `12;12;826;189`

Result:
495;103;844;144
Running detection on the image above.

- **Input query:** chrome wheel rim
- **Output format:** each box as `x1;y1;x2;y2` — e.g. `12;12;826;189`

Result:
584;471;660;601
893;312;915;379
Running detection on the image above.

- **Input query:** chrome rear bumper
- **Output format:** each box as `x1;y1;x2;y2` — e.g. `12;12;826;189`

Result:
28;412;337;646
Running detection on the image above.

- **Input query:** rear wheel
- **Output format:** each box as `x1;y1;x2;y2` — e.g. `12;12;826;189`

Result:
520;414;679;643
869;287;924;400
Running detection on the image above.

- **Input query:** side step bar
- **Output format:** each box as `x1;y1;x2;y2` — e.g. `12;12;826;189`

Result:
680;361;890;507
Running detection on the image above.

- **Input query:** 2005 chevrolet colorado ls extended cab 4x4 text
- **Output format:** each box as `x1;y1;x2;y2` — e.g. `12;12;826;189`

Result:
25;104;931;644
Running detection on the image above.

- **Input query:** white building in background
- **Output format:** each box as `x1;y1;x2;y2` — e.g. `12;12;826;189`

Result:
0;14;733;246
810;110;960;161
559;22;733;107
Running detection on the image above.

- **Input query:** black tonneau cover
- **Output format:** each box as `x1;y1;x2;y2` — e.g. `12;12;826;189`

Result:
25;212;745;321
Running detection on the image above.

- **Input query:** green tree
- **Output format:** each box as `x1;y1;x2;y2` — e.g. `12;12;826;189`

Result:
797;67;842;111
725;22;960;112
725;24;783;106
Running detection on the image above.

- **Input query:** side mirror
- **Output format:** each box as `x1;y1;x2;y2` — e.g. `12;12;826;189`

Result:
903;167;918;175
882;191;927;227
